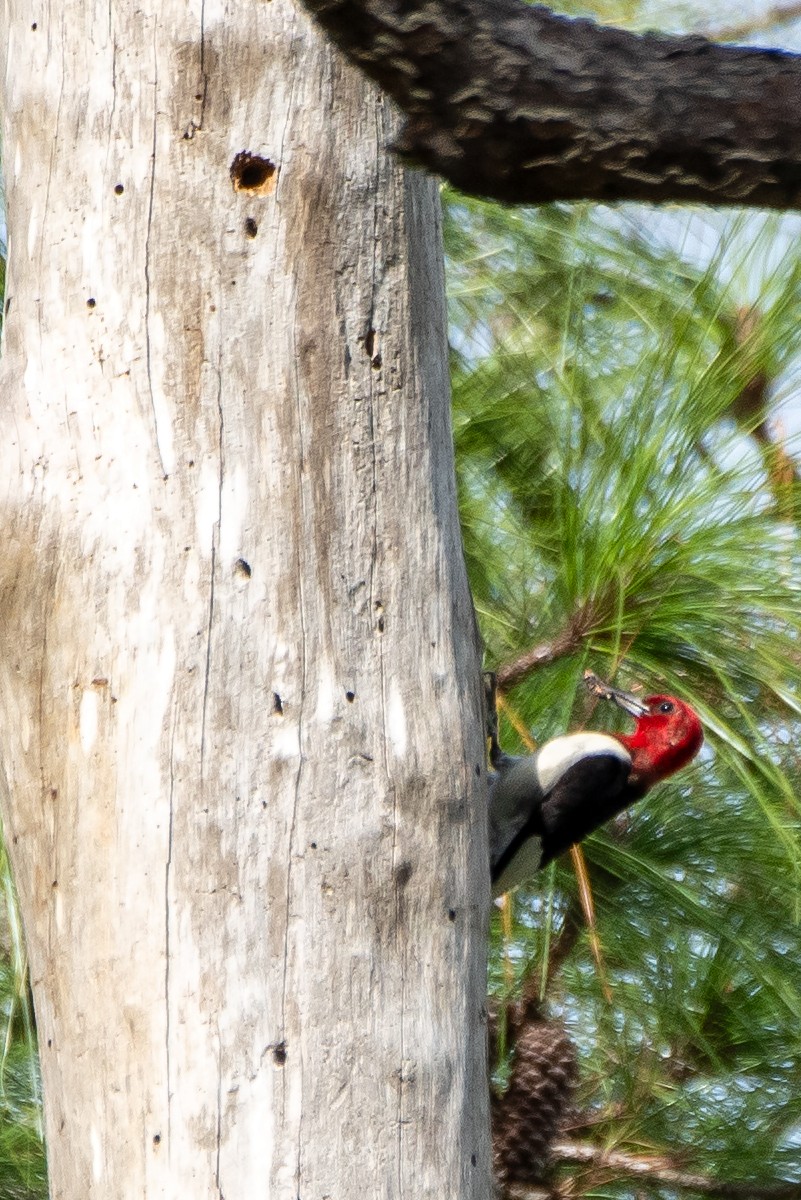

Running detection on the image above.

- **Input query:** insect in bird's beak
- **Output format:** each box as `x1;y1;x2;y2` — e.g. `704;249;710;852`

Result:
583;670;650;718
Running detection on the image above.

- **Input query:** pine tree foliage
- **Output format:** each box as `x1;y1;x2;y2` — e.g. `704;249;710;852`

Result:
0;847;45;1200
447;193;801;1196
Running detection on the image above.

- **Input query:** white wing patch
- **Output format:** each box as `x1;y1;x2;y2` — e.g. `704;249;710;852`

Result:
492;836;543;900
535;732;630;794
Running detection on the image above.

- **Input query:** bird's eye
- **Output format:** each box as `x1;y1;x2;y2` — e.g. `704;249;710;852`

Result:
658;701;674;714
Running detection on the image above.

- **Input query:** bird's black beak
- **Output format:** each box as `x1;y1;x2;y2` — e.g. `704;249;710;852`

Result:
584;670;649;718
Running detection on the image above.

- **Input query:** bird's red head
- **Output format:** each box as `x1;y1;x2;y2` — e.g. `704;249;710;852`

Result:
583;672;704;787
616;694;704;786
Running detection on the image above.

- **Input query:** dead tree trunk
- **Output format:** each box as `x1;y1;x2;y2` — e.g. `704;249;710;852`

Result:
0;1;489;1195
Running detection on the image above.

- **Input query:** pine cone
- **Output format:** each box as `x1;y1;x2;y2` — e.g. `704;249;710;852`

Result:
492;1005;578;1186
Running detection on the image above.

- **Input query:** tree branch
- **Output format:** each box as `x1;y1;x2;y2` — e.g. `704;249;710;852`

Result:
495;619;587;690
727;306;800;519
495;636;577;690
709;2;801;44
504;1140;801;1199
299;0;801;209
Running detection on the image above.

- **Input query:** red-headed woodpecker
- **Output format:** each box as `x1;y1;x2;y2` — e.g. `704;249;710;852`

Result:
489;672;703;897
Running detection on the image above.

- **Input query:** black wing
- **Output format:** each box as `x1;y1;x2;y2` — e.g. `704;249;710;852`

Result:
538;752;635;868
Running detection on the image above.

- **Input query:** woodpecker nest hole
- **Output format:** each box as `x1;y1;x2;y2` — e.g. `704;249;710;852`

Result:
230;151;278;195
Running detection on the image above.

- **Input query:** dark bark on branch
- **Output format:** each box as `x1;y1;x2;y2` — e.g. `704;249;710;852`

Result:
299;0;801;209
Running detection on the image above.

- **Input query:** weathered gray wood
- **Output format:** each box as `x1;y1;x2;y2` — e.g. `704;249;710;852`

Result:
298;0;801;209
0;1;489;1195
